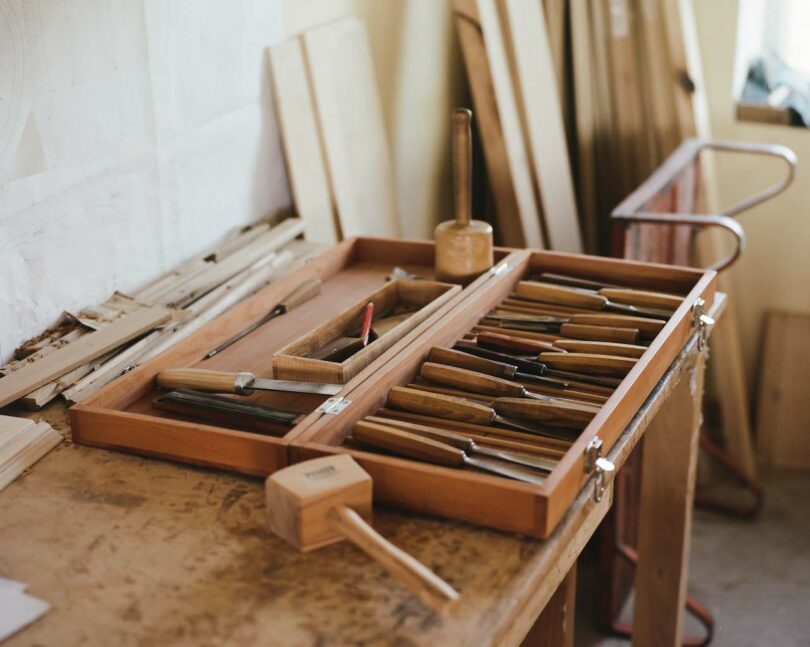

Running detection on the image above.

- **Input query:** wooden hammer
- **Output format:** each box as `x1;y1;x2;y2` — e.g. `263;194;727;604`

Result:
265;454;460;613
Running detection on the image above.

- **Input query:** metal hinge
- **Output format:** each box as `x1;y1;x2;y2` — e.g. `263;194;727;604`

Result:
316;397;351;415
691;298;715;351
489;262;510;277
584;437;615;503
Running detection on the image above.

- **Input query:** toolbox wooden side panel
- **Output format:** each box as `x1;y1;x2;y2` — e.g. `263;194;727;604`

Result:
70;406;287;475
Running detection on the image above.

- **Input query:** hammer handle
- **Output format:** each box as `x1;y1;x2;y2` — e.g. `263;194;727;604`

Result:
330;505;460;613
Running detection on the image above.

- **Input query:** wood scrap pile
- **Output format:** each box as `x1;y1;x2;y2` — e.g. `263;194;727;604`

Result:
0;217;321;410
269;18;401;244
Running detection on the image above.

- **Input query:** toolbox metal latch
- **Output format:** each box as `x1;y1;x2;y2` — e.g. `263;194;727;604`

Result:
691;298;715;351
584;437;615;503
317;397;351;415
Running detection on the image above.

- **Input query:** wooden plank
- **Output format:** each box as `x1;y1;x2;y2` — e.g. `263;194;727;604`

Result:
501;0;582;253
0;306;172;409
756;311;810;470
569;0;598;254
454;0;528;247
474;0;545;248
603;0;652;193
632;350;706;647
0;420;62;491
303;18;400;239
268;40;340;244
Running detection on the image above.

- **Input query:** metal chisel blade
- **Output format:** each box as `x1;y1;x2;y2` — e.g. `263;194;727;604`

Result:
250;378;342;396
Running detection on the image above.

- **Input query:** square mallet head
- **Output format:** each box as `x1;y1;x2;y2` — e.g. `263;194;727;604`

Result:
266;454;372;552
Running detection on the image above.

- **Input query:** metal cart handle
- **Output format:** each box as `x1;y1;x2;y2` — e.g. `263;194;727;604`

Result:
612;139;797;272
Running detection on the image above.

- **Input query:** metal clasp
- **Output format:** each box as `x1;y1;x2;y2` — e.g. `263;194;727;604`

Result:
585;437;615;503
316;397;351;415
691;298;715;351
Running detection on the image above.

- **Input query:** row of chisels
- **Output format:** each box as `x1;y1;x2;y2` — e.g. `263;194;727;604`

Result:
346;276;683;486
143;273;683;485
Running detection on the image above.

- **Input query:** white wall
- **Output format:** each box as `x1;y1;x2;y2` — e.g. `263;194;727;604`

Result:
693;0;810;391
0;0;290;361
0;0;463;363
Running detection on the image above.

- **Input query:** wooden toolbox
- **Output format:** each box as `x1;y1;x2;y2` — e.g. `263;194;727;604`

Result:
70;238;715;538
292;249;716;538
69;238;510;475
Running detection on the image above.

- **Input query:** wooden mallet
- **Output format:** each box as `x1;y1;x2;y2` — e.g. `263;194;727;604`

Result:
265;454;460;613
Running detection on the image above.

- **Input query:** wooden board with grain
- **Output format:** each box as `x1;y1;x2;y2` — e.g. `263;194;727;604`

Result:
268;40;340;244
303;18;400;239
455;0;545;249
756;310;810;470
501;0;582;253
454;0;528;248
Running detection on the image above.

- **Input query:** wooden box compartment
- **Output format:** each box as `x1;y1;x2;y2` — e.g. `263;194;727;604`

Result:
293;250;717;538
273;278;459;384
69;237;512;476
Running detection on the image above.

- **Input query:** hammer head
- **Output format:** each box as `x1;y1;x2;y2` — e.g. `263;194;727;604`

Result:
265;454;373;551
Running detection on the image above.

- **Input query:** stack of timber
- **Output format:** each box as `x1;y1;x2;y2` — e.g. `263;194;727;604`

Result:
0;415;62;491
0;218;318;410
454;0;581;252
269;18;401;244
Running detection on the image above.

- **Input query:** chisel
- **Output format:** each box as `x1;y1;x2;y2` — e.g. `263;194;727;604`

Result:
492;398;596;430
515;281;675;318
353;421;546;486
204;277;322;358
419;363;600;410
386;386;576;441
429;347;561;386
552;340;647;358
539;352;638;377
309;302;375;362
364;415;558;472
156;368;342;395
476;330;560;355
377;408;571;456
454;341;621;389
599;288;683;311
153;389;302;433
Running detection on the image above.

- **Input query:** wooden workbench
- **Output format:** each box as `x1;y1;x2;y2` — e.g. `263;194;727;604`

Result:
0;308;716;646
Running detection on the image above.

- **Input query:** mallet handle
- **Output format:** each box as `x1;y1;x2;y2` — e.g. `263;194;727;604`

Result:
330;505;460;613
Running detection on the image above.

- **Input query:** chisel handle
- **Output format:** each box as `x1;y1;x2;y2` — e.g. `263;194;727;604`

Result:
365;415;474;452
515;281;607;310
330;504;460;614
428;347;516;379
156;368;254;394
279;277;322;311
539;352;637;377
559;323;640;345
477;331;557;355
493;398;596;430
354;421;466;467
420;362;525;398
569;313;664;338
599;288;682;311
552;340;646;358
387;386;495;425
